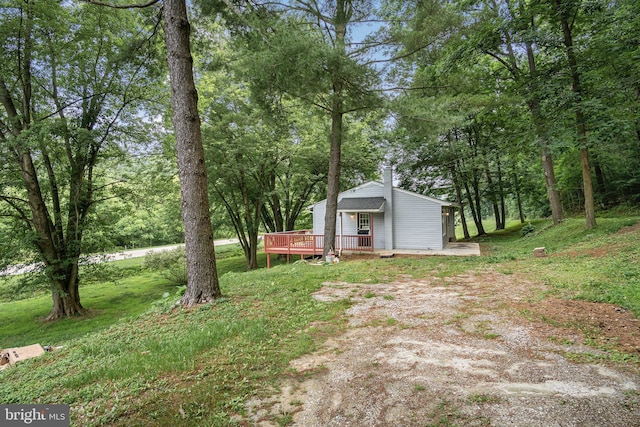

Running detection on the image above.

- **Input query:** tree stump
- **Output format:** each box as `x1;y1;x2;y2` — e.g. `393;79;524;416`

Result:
533;247;547;257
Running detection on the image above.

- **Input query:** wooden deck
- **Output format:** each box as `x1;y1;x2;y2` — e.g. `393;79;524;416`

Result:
264;230;373;268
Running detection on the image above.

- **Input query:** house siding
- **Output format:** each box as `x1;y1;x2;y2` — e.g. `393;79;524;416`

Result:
341;182;384;199
392;189;444;250
311;180;453;251
312;202;325;234
373;213;385;249
312;182;384;235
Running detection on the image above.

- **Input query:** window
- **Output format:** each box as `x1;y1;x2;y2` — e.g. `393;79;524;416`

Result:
357;212;371;247
357;213;370;233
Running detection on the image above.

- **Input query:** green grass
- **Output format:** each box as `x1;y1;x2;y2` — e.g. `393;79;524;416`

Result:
0;249;287;348
454;216;640;314
0;262;350;426
0;274;176;348
0;216;639;426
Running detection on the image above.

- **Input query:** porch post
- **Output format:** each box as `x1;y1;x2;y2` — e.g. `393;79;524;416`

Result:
370;214;374;251
339;212;343;255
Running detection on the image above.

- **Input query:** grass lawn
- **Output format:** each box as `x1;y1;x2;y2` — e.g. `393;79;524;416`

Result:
0;248;285;348
0;216;639;426
0;274;176;348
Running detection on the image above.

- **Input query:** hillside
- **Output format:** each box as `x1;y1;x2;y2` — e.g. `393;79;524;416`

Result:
1;216;639;426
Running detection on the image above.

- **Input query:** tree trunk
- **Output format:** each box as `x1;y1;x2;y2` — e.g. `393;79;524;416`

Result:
553;0;596;229
525;34;564;225
262;170;284;233
513;171;525;223
47;264;84;320
540;148;563;224
471;173;486;235
322;0;349;257
484;165;502;231
527;102;563;226
261;204;277;234
243;180;262;270
323;99;343;256
164;0;221;304
463;175;485;236
580;147;596;227
592;154;606;205
247;231;259;270
450;164;470;239
497;159;506;229
19;149;86;319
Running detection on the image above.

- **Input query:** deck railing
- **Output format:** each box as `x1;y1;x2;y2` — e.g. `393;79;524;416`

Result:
263;230;323;255
264;230;373;267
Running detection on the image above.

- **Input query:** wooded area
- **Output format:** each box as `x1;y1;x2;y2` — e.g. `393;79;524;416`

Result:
1;0;638;317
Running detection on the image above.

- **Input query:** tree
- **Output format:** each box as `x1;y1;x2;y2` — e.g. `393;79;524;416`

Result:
94;155;184;250
84;0;222;304
199;72;282;270
193;14;381;267
548;0;595;228
231;0;382;257
193;16;315;270
0;1;162;318
163;0;221;303
584;1;640;205
421;0;565;224
493;0;565;225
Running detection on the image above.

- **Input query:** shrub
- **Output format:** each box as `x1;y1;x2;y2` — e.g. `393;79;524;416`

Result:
143;247;187;286
520;222;536;237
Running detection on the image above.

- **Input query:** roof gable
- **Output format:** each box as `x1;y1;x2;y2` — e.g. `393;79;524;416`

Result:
392;187;456;207
309;180;455;209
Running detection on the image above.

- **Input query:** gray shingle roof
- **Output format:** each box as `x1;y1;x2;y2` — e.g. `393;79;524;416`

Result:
336;197;385;212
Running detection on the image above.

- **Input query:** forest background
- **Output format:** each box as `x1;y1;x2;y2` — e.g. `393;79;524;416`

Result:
1;0;638;317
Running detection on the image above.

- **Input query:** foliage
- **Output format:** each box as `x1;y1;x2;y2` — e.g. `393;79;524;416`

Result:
192;11;382;269
141;244;246;288
83;155;185;252
213;0;385;257
520;222;536;237
0;0;165;318
382;0;640;232
143;247;188;287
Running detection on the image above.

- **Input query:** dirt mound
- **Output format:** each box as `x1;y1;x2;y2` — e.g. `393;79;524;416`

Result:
245;272;640;426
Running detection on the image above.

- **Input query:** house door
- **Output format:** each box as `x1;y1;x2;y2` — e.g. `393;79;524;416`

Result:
357;213;371;247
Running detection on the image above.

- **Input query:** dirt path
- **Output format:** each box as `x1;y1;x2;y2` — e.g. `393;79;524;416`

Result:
246;270;640;426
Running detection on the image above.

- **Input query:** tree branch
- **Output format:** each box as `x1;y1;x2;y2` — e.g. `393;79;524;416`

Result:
0;195;32;225
83;0;161;9
0;77;23;136
482;49;518;80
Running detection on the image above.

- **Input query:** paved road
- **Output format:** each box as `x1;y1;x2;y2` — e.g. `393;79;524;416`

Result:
103;238;240;262
0;238;240;276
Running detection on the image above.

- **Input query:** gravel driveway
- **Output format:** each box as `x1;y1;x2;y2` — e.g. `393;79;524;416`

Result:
246;270;640;426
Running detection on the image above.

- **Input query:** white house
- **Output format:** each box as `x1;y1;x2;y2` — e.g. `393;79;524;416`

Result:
310;168;457;252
